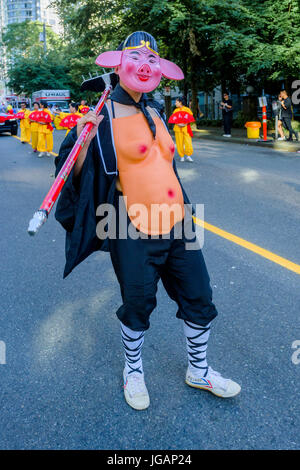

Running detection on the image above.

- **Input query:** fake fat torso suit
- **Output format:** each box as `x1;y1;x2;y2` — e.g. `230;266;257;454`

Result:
54;97;192;278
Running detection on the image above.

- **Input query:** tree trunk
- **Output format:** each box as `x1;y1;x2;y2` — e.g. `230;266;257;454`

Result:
190;57;198;118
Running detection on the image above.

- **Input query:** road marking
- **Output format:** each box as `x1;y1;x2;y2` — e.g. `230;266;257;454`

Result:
10;135;300;275
194;217;300;275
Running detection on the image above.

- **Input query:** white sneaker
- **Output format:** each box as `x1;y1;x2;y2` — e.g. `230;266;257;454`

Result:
186;156;193;162
223;134;232;137
46;152;52;157
180;157;185;162
277;137;285;141
185;366;241;398
123;369;150;410
38;152;44;158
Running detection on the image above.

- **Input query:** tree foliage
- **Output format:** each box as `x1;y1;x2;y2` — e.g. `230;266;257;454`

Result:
4;0;300;104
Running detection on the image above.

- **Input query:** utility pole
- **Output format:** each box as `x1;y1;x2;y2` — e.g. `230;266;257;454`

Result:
39;19;47;56
43;21;47;56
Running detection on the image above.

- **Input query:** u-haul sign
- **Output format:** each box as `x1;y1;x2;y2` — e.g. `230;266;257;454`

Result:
32;89;70;101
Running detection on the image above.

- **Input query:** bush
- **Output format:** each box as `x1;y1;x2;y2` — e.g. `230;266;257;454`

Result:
197;118;222;127
233;111;258;128
268;118;300;131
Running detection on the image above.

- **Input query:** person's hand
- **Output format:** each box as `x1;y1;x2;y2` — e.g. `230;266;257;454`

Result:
76;111;104;142
73;111;104;178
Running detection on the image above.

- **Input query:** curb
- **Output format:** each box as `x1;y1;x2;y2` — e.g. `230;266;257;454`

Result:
170;130;300;152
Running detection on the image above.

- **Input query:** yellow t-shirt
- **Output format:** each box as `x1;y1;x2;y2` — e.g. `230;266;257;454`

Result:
19;108;31;129
79;105;88;112
64;111;83;135
29;110;39;132
173;106;194;133
38;109;53;134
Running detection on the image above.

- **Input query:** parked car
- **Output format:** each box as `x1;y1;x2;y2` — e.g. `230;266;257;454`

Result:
0;114;18;136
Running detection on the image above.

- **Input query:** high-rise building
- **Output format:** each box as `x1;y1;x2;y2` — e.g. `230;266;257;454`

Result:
0;0;7;98
0;1;61;98
4;0;61;33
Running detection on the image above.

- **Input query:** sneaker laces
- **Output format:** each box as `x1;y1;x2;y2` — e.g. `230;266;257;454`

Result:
126;373;147;395
207;367;230;390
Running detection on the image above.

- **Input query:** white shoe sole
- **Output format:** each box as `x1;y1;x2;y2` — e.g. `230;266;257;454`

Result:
124;390;150;410
185;377;241;398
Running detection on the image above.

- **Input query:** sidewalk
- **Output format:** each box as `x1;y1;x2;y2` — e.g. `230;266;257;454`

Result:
186;127;300;152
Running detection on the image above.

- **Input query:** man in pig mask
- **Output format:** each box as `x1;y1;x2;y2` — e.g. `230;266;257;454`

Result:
55;31;241;411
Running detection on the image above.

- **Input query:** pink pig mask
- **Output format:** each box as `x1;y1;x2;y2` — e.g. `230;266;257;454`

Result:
95;42;184;93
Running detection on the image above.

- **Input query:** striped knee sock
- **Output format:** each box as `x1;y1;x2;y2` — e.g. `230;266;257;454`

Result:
120;322;144;375
183;320;211;377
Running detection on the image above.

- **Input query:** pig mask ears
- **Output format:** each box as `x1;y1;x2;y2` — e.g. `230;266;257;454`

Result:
160;58;184;81
95;51;122;68
95;51;184;81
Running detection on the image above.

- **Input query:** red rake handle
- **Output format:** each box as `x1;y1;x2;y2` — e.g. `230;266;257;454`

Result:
28;85;112;236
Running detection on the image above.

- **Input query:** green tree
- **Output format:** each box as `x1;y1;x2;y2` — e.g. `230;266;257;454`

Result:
7;52;71;96
2;20;61;59
11;0;299;106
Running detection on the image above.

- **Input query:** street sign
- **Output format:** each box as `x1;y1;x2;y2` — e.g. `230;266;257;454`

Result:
258;96;267;107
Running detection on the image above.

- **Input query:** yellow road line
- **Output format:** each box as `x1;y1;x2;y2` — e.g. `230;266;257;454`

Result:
194;217;300;275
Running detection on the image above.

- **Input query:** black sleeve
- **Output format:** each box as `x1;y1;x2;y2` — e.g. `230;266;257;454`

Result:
284;98;291;109
54;127;81;232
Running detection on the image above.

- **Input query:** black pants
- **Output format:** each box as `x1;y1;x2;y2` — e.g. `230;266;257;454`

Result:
109;194;218;331
282;118;298;140
223;113;232;135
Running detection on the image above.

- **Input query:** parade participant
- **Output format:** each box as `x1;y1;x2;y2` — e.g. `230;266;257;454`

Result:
6;104;14;115
19;102;31;144
55;31;241;411
172;97;194;162
29;102;40;152
64;102;82;136
53;107;68;130
37;101;54;158
78;99;90;114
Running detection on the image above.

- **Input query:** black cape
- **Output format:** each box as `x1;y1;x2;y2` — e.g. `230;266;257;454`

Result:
55;100;193;278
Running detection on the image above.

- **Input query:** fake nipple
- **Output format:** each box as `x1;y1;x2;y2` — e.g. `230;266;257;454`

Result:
168;189;175;198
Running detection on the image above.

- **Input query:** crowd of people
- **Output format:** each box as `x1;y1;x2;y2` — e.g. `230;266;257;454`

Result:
3;88;299;163
11;99;90;157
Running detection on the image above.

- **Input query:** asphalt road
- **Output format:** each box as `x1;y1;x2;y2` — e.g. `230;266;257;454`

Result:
0;129;299;450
